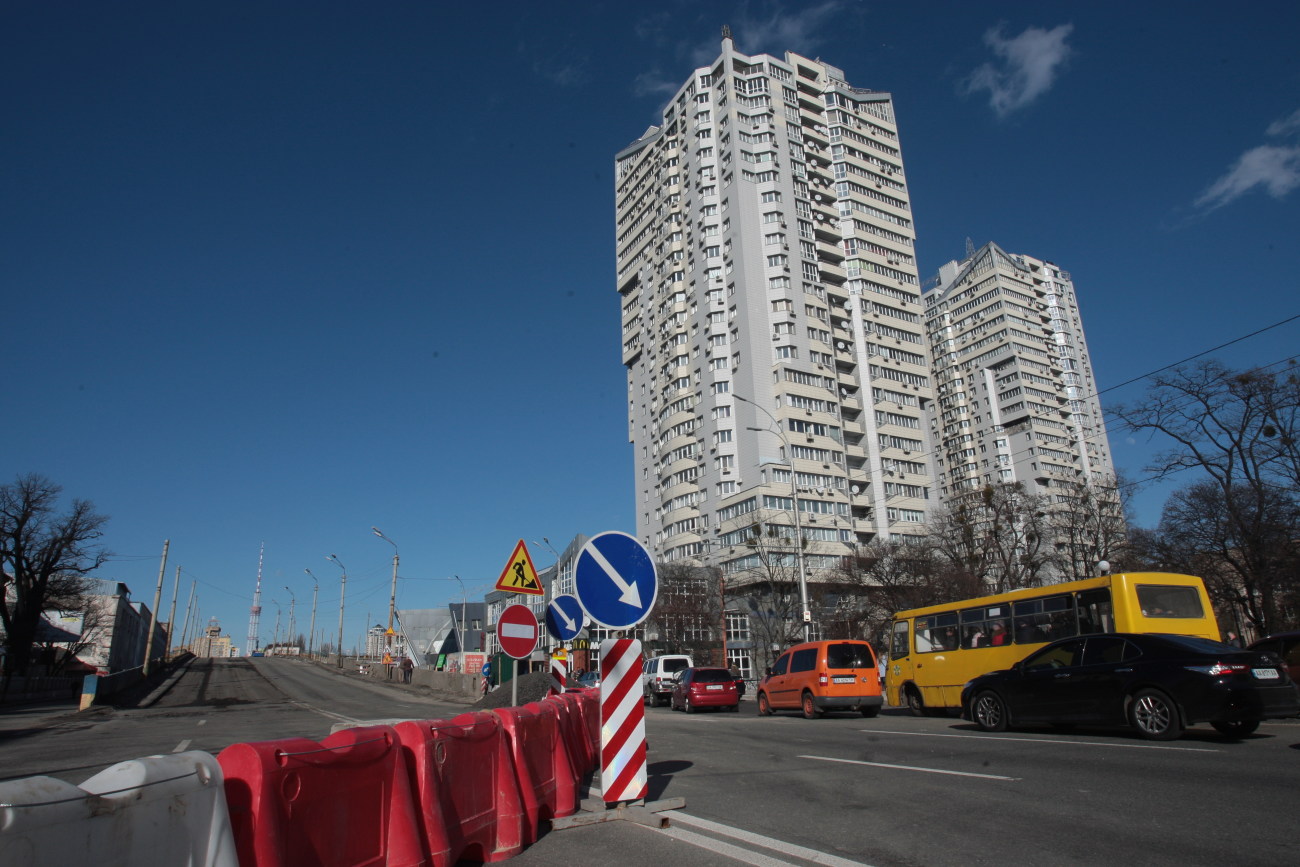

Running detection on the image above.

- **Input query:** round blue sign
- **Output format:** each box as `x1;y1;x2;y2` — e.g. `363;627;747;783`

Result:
546;594;586;642
573;531;658;630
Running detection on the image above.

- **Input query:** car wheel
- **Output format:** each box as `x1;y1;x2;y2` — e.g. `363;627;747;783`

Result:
971;690;1008;732
758;692;772;716
1211;719;1260;737
860;705;880;718
1128;689;1183;741
801;691;822;720
905;686;925;717
685;697;695;714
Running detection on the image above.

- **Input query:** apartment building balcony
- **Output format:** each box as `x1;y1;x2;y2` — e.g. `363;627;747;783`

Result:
818;258;847;283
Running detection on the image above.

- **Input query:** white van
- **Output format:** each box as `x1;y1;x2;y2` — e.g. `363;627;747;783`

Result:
641;654;693;706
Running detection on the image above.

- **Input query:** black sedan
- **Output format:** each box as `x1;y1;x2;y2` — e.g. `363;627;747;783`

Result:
961;633;1300;740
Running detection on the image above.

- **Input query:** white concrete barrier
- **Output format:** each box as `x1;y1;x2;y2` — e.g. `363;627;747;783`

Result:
0;750;237;866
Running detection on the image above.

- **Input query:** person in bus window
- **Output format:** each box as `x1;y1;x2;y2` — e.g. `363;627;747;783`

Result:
941;627;959;650
966;627;985;648
989;622;1011;646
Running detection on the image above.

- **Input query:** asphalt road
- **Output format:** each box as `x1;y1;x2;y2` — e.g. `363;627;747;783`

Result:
3;659;1297;866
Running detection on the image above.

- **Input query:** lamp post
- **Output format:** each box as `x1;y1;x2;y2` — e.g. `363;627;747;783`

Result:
372;528;400;656
736;393;812;641
303;569;319;659
327;554;347;668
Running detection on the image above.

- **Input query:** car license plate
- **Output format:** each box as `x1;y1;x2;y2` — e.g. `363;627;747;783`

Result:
833;676;854;684
1253;667;1279;680
706;684;723;690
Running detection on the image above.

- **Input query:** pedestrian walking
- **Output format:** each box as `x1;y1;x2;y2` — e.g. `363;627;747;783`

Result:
401;655;414;683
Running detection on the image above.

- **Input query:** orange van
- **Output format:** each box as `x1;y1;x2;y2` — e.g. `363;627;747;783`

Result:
757;640;882;719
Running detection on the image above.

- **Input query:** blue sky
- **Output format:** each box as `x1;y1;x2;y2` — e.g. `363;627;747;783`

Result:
5;1;1298;651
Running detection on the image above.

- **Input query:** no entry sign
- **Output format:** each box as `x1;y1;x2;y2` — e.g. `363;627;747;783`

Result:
496;603;539;660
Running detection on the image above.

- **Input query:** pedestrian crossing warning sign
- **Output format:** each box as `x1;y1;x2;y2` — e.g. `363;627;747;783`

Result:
495;539;544;595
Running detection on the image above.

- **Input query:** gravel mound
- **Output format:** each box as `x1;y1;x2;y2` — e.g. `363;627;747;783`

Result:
469;671;571;710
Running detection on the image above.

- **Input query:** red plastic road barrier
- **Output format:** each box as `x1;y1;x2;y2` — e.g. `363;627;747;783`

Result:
493;702;576;841
599;638;648;803
545;690;598;775
394;712;524;865
218;725;424;867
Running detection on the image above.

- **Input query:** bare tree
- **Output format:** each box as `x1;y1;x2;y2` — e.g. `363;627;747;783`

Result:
1047;475;1132;581
1;474;110;676
832;537;984;645
928;483;1054;594
1155;480;1299;635
646;562;720;661
724;518;813;674
1112;360;1300;632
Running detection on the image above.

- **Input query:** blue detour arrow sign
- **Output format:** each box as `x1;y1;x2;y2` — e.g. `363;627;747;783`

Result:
574;531;658;630
546;594;586;642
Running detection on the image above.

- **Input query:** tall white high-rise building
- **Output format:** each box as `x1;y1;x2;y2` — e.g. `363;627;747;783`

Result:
923;241;1114;502
615;35;934;594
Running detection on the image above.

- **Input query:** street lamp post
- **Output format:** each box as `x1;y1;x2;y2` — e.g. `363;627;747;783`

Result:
303;569;319;659
736;393;813;641
372;528;400;657
327;554;347;668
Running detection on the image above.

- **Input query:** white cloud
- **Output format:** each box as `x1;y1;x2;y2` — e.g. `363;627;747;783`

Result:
632;71;679;99
1195;110;1300;212
964;23;1074;118
731;0;845;58
1265;108;1300;138
1195;145;1300;212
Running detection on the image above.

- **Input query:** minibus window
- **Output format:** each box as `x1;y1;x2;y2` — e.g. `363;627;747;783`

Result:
891;620;909;660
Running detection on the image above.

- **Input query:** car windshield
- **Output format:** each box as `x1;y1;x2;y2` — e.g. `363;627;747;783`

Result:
826;643;874;670
691;668;732;683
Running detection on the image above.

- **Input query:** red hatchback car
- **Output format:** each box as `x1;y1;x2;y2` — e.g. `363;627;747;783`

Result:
671;667;740;713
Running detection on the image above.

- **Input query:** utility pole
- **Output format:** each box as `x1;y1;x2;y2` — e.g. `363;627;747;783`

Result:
304;569;319;659
328;554;347;668
284;587;296;652
179;582;196;650
165;565;181;657
142;540;169;676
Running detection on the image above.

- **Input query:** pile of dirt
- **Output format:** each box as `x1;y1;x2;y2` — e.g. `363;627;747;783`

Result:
469;671;561;711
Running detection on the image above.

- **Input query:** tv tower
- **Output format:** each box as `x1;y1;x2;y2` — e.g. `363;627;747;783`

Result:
247;543;264;655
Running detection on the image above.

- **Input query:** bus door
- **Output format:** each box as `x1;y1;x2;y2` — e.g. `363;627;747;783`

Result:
887;619;912;705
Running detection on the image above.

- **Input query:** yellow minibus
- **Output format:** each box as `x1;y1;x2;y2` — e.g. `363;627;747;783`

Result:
885;572;1220;715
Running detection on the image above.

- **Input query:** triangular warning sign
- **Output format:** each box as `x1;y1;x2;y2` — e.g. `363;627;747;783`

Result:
495;539;544;595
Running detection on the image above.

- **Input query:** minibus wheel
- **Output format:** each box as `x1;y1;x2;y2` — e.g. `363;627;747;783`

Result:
801;691;822;719
905;685;925;717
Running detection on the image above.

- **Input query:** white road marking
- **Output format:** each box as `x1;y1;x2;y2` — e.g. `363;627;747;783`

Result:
172;739;191;753
289;700;360;724
858;729;1220;753
197;720;206;726
801;754;1019;780
668;812;874;866
651;825;803;867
